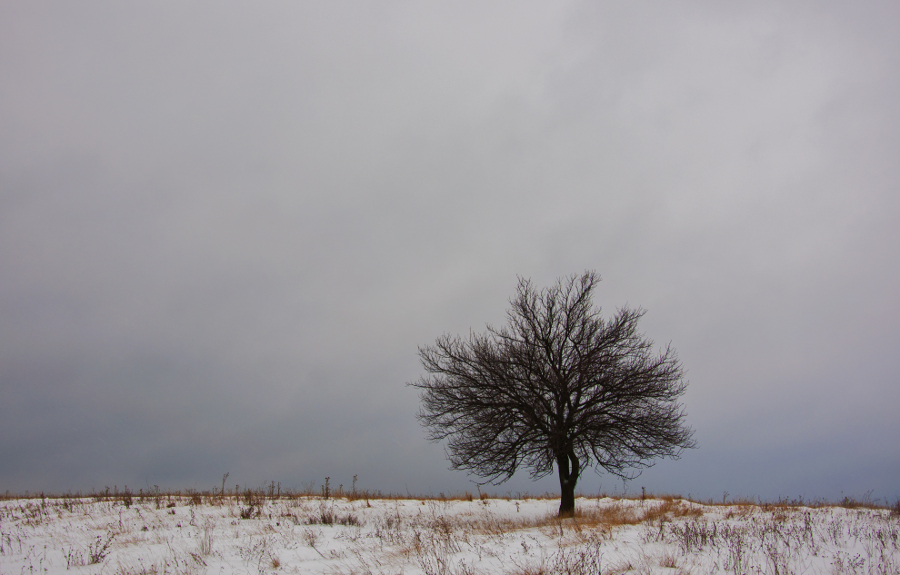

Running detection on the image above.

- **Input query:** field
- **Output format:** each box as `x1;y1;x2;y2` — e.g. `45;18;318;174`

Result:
1;491;898;575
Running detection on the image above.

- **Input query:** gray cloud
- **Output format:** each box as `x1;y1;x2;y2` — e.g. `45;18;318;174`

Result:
2;1;898;501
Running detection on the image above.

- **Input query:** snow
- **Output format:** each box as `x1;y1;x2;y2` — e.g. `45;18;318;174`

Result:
1;495;897;575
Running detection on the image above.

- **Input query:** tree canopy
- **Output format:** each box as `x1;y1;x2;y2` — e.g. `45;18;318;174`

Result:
410;271;696;515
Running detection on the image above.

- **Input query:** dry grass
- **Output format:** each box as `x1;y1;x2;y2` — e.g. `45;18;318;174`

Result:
549;498;704;530
4;483;895;516
3;490;898;575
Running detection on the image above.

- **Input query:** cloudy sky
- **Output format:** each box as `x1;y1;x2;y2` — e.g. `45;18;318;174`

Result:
2;1;898;502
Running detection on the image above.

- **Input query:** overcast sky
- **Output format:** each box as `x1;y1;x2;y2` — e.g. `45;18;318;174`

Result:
2;1;898;502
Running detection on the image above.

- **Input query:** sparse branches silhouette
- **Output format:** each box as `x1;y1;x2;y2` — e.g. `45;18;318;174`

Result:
411;271;696;516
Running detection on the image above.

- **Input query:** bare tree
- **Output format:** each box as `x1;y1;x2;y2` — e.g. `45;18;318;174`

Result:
410;271;696;516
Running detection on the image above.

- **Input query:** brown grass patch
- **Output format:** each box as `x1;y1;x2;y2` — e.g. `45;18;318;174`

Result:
566;499;704;529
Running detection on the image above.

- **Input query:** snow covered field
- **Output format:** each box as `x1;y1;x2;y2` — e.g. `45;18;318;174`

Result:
1;493;897;575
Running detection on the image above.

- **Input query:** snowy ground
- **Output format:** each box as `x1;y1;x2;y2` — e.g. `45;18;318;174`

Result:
1;494;897;575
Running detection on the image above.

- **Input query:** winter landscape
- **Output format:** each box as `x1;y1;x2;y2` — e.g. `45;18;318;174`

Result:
2;491;898;575
4;4;900;575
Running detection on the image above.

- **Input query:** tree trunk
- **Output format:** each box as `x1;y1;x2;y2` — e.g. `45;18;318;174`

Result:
556;451;580;517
